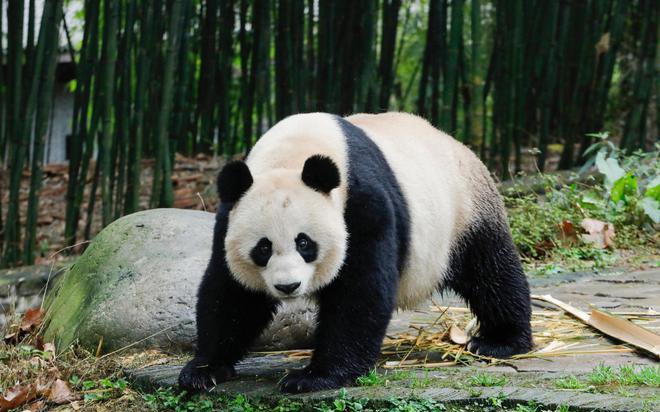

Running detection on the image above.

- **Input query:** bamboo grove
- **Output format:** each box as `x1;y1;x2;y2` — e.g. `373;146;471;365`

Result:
0;0;658;267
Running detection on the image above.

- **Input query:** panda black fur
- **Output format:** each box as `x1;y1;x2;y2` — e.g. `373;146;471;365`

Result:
178;112;533;394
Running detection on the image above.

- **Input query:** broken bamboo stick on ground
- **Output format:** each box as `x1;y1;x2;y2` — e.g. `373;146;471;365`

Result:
531;294;660;360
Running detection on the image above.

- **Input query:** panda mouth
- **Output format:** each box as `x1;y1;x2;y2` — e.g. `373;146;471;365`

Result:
278;294;302;300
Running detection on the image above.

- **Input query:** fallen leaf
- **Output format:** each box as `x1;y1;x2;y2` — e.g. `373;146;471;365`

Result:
0;384;37;412
35;377;52;396
557;220;578;245
580;218;615;248
48;379;77;404
24;399;45;411
20;308;45;332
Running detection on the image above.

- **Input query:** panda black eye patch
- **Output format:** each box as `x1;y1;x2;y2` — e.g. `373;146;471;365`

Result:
250;238;272;267
295;233;318;263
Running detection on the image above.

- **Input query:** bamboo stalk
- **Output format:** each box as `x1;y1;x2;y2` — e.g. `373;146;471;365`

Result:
2;0;25;266
378;0;402;112
125;0;154;214
24;0;64;264
151;0;183;207
99;0;119;226
64;0;99;246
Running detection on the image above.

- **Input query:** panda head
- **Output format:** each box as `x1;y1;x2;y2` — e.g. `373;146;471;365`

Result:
219;155;347;300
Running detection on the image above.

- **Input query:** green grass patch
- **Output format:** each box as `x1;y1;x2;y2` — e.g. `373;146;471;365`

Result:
554;375;587;390
356;369;385;387
588;364;660;387
467;372;507;387
140;387;579;412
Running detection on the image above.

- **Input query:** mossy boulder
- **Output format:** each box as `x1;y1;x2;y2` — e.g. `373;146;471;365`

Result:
43;209;315;354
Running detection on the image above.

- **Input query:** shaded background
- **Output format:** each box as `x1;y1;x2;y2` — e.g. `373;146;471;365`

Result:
0;0;658;267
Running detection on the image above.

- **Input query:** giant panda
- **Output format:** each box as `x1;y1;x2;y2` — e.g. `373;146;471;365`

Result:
178;112;533;394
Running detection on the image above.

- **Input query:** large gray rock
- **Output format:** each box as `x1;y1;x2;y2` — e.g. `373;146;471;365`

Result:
44;209;316;354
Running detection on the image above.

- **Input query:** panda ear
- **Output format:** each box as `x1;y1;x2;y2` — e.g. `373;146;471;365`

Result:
301;155;341;194
217;161;253;204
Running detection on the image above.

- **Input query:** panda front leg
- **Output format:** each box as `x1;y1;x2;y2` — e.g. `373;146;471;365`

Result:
448;221;533;358
178;258;278;391
279;240;399;393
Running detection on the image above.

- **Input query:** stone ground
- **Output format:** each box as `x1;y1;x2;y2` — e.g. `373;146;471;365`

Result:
125;269;659;411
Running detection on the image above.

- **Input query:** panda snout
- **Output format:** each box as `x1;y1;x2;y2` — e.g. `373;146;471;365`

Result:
274;282;301;295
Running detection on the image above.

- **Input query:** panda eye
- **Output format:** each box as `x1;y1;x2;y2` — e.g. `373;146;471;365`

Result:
295;233;318;263
250;238;272;267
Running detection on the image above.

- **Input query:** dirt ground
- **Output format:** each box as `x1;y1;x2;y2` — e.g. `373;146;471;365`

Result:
0;154;225;265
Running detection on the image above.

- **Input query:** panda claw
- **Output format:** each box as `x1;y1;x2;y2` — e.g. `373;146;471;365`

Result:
467;334;532;359
279;368;349;393
178;358;235;392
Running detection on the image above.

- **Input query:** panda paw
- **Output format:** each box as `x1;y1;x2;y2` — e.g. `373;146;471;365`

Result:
279;367;347;393
467;334;533;358
178;357;236;392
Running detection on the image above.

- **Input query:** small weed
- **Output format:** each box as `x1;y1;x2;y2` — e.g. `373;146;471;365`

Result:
468;372;507;387
467;387;483;397
387;397;446;412
512;401;571;412
614;365;660;386
410;370;433;389
384;370;413;381
329;388;368;412
588;364;617;385
356;369;385;386
554;375;587;390
72;377;128;402
143;387;215;411
587;364;660;387
487;392;507;407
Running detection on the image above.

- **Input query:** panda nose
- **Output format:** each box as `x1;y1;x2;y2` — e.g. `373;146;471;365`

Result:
274;282;301;295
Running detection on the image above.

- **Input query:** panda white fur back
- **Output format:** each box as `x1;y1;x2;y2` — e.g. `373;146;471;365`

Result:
347;113;489;308
179;112;533;394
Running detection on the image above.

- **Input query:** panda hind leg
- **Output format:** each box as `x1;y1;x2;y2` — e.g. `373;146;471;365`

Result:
447;220;533;358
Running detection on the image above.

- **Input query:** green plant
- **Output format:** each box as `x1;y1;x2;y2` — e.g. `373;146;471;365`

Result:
587;364;660;387
613;365;660;386
384;370;413;381
467;387;483;397
143;387;215;411
330;388;368;412
356;369;385;386
410;370;434;389
588;364;617;385
487;393;507;407
73;377;128;402
554;375;587;390
585;135;660;225
468;372;507;387
387;397;446;412
506;174;594;260
507;137;659;274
